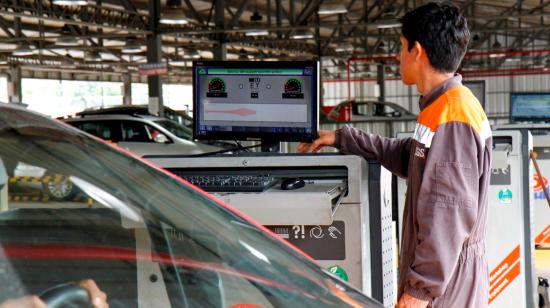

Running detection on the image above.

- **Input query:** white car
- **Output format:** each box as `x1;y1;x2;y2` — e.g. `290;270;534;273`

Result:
64;114;222;157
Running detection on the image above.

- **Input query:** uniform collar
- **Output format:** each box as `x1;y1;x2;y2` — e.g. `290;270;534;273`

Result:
419;74;462;111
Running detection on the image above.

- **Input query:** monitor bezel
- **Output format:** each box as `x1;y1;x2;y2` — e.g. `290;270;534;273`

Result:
509;91;550;123
192;60;320;143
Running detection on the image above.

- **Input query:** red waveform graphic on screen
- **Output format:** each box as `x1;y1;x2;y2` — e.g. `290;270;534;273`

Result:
205;108;257;116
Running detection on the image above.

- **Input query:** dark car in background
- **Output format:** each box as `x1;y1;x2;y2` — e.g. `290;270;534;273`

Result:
322;100;417;122
0;104;382;308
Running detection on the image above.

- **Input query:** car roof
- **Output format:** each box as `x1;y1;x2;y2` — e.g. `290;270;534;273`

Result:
348;100;416;114
63;114;164;122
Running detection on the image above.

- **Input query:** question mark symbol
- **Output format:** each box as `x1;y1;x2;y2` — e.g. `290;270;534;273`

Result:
292;225;300;239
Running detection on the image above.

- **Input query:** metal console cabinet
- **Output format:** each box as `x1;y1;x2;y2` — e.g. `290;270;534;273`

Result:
148;154;395;307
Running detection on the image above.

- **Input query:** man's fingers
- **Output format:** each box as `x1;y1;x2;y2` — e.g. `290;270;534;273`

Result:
311;140;325;153
297;142;310;153
77;280;108;308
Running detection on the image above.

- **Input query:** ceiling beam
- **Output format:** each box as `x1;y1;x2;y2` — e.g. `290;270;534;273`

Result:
229;0;250;28
183;0;205;25
0;0;150;34
295;0;323;26
0;15;15;38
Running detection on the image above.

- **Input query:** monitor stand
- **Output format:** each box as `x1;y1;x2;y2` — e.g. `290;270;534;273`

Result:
260;139;280;153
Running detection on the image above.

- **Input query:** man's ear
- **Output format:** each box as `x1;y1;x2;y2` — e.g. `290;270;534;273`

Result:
413;41;423;62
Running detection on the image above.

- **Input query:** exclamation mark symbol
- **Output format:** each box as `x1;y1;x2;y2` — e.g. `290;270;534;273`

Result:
301;226;305;239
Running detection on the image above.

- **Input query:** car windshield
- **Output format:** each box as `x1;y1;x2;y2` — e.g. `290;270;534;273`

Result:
163;110;193;128
154;119;193;140
0;105;379;308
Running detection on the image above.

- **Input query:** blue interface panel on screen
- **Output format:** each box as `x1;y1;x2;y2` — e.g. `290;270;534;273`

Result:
192;61;319;142
510;92;550;123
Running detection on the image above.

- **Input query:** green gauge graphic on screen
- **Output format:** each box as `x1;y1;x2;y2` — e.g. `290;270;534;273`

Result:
284;78;302;93
206;77;228;97
208;78;226;92
283;78;304;99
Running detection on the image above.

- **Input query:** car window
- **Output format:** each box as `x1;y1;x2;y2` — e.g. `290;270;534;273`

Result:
0;106;381;308
153;120;192;140
121;121;154;142
354;103;370;116
372;103;399;117
73;121;122;142
164;109;193;127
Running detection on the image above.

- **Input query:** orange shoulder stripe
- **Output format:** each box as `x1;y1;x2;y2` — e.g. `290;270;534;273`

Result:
417;86;487;134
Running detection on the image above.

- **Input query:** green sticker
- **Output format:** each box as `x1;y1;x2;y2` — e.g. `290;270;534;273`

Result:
327;265;349;282
498;188;512;204
198;68;206;75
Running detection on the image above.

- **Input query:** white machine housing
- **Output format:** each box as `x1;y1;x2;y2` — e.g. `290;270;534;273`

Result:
148;154;395;307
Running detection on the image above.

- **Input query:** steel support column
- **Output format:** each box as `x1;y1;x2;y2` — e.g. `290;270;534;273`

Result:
147;0;163;117
122;73;132;105
276;0;283;39
214;0;227;60
7;66;22;105
377;63;385;102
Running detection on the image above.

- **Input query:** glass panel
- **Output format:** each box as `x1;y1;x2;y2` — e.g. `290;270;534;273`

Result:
0;105;379;308
122;121;152;142
153;120;192;140
74;121;122;142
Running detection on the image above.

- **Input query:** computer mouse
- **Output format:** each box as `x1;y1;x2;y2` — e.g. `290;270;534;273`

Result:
280;178;306;190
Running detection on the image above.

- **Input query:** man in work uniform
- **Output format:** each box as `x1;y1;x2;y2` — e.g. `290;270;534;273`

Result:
299;2;492;307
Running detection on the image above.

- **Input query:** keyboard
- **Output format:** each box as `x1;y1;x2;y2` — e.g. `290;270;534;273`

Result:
180;174;278;192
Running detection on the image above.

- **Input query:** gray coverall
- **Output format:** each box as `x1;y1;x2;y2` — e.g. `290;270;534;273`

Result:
335;75;492;307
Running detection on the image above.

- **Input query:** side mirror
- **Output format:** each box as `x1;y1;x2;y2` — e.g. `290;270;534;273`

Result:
154;134;170;144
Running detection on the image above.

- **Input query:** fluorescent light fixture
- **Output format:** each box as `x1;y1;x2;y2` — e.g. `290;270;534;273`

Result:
335;43;354;52
12;45;34;56
377;22;401;29
318;3;348;15
290;30;314;40
122;38;143;54
122;45;142;54
57;24;80;46
246;29;269;36
57;36;80;46
61;62;77;69
160;0;188;25
52;0;87;5
85;51;102;61
183;50;200;59
489;53;505;58
169;60;190;67
160;10;189;25
245;11;268;36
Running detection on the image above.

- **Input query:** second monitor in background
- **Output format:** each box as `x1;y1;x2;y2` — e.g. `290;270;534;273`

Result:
463;80;486;110
192;60;319;152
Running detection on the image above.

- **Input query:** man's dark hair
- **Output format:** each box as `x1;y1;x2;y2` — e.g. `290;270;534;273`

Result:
400;1;470;73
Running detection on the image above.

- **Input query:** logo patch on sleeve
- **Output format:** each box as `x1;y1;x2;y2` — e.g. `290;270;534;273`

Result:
414;146;425;158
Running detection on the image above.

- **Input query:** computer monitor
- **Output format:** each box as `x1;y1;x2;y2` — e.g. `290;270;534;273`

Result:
192;61;319;147
510;92;550;123
463;80;486;110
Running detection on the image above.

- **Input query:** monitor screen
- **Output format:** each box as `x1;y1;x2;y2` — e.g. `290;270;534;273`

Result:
463;80;486;110
510;92;550;123
192;60;319;143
